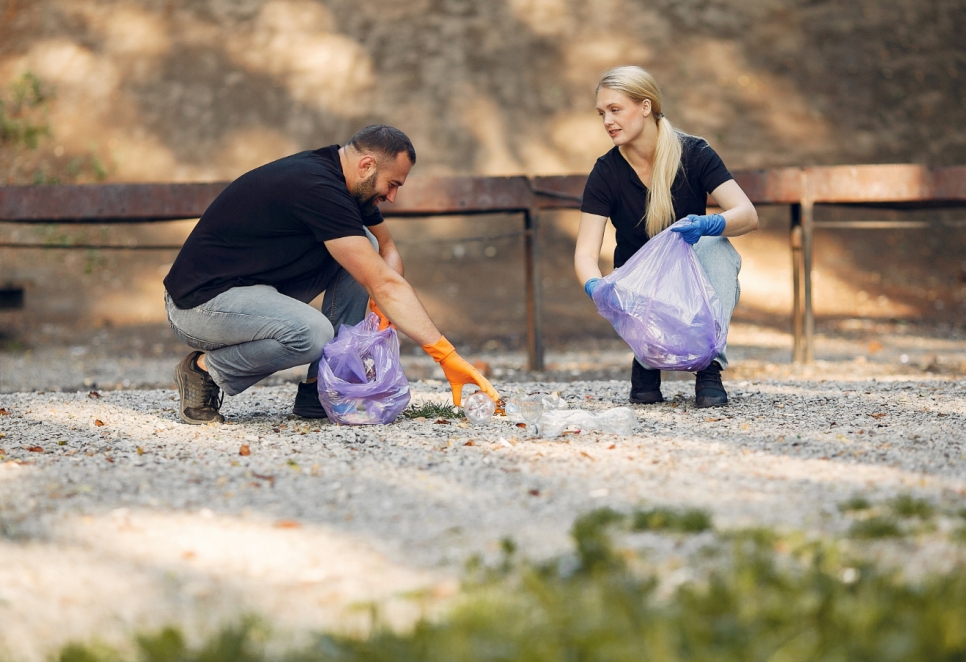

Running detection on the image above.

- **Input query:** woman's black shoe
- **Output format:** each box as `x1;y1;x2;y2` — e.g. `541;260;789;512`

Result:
695;361;728;408
630;359;664;404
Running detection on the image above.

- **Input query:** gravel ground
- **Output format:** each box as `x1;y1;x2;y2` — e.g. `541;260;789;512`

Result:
2;323;966;660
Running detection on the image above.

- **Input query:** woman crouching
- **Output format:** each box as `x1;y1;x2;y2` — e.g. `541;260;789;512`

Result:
575;65;759;407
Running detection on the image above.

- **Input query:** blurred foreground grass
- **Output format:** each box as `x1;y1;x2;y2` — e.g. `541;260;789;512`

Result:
58;502;966;662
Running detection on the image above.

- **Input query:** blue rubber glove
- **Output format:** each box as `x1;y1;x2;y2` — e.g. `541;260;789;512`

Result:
670;213;726;245
584;278;601;298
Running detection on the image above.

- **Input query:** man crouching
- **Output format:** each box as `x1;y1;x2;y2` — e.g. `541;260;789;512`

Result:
163;124;497;424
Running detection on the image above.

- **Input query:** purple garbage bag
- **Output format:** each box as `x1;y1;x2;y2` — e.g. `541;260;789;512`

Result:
591;220;727;371
316;313;411;425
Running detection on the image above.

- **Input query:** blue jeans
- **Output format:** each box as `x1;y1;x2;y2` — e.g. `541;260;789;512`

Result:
636;235;742;371
165;230;374;396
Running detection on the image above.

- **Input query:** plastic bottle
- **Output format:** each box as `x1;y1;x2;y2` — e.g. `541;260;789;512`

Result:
536;407;638;439
594;407;637;435
463;391;496;424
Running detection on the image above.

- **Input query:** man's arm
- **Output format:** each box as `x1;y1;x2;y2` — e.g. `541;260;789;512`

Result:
325;234;499;406
368;222;404;276
326;235;436;344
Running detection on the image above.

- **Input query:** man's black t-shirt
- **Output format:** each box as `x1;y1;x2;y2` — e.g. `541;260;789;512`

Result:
164;145;383;309
580;134;733;268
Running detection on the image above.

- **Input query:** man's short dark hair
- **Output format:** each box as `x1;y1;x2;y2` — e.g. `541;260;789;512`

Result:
346;124;416;165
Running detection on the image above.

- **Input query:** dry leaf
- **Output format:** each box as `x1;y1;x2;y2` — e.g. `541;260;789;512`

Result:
579;451;596;461
239;444;251;456
136;447;144;455
463;440;475;446
94;419;105;427
105;457;114;463
740;422;751;431
274;519;301;529
528;489;540;496
252;472;275;486
88;391;101;399
0;408;10;415
608;444;616;450
868;340;884;354
515;422;527;428
704;417;724;423
434;419;451;425
869;413;887;419
25;446;43;453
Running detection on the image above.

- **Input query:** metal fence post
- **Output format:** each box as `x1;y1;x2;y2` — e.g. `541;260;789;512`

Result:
523;208;544;371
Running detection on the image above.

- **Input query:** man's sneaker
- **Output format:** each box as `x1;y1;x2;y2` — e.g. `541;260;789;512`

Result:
173;351;224;424
695;361;728;408
629;358;664;404
292;381;328;419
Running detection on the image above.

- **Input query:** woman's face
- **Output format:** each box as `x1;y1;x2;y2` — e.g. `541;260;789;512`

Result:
596;87;650;146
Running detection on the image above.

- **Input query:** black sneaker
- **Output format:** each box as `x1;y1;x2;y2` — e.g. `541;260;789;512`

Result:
174;351;224;424
292;381;328;419
629;358;664;404
695;361;728;408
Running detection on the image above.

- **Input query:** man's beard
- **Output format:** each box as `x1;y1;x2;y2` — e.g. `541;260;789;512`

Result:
352;172;380;215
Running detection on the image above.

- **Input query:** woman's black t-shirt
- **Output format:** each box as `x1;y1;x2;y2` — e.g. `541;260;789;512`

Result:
164;145;383;309
580;134;733;268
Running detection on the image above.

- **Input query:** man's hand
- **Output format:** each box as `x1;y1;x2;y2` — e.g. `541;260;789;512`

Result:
670;213;726;245
368;298;393;330
422;336;500;407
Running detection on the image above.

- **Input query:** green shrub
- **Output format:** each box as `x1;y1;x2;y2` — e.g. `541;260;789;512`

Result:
631;507;713;533
849;516;902;539
839;495;872;512
890;494;935;519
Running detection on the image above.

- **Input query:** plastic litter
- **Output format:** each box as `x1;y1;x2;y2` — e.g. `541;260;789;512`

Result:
591;220;728;371
536;407;637;439
316;313;411;425
463;391;496;424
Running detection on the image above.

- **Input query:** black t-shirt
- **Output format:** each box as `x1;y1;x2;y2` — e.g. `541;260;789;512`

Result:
164;145;383;308
580;134;733;268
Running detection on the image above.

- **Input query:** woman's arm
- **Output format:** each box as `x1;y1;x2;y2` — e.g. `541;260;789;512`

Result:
710;179;759;237
574;212;609;285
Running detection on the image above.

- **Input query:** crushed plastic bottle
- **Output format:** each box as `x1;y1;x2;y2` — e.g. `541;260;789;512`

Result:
536;407;638;439
594;407;637;435
463;391;496;424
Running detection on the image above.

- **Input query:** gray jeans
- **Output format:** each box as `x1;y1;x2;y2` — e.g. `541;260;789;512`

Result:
637;235;742;371
165;231;375;396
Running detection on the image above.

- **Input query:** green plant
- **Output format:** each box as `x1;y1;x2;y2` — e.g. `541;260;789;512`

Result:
402;401;464;419
890;493;935;519
0;72;51;149
849;516;902;539
839;495;872;512
631;507;713;533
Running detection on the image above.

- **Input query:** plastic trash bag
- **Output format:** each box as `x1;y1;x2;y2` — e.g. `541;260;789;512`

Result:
316;313;411;425
592;220;727;371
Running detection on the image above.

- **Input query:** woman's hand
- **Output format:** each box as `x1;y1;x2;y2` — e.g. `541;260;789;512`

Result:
670;213;725;244
583;278;602;298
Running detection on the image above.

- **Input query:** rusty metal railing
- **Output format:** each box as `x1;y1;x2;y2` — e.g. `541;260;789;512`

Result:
2;164;966;368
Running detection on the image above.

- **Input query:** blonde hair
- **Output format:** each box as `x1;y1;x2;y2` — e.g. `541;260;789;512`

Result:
597;66;682;237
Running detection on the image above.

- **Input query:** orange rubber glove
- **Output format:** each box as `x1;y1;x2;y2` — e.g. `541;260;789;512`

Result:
422;336;500;407
368;298;393;331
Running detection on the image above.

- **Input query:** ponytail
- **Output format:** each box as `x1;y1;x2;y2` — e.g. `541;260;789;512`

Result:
644;116;682;237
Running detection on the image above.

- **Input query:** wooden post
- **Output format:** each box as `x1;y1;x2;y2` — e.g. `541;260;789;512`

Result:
790;204;804;363
523;208;544;371
801;198;815;363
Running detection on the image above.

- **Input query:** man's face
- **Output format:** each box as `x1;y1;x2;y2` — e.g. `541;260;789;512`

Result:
352;151;412;215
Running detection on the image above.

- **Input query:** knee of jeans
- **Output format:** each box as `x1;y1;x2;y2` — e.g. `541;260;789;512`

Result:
279;320;333;360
